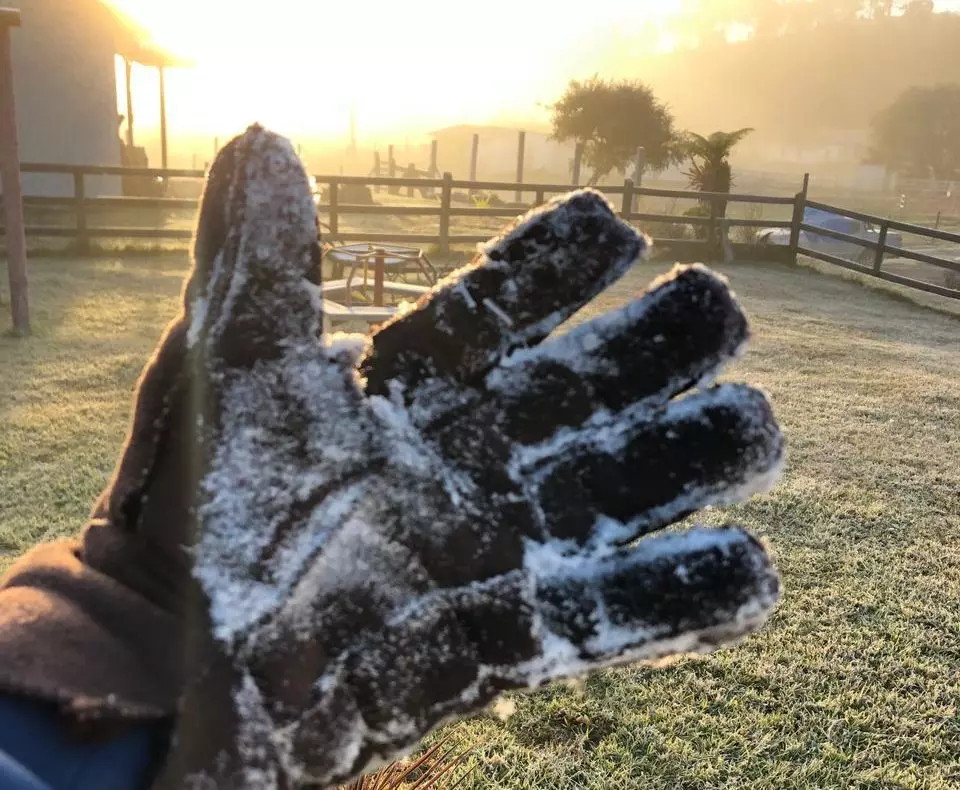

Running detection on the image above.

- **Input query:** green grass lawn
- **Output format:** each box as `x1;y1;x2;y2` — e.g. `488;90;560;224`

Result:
1;255;959;788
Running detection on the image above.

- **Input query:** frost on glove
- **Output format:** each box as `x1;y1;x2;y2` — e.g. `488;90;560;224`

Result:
152;125;783;790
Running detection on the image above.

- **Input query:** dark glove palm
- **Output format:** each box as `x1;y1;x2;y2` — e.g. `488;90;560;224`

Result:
156;126;782;790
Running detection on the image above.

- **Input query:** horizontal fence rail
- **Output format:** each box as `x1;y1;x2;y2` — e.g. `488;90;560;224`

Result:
5;163;797;260
7;162;959;299
797;200;960;299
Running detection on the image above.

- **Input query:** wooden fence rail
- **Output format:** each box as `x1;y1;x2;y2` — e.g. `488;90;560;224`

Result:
5;163;959;300
798;199;960;299
7;164;798;261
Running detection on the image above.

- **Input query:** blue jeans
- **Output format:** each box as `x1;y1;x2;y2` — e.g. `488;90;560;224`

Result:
0;696;169;790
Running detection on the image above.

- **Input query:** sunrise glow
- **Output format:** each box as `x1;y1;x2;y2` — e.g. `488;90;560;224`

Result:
104;0;682;144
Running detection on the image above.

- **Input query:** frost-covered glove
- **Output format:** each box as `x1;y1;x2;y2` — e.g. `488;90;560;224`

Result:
153;125;783;790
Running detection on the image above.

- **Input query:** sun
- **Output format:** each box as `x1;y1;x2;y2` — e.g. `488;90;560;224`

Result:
105;0;683;141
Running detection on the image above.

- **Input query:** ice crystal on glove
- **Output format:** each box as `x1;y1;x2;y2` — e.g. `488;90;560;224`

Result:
152;125;783;790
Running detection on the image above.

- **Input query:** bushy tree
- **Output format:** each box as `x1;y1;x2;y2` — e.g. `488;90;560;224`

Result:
550;77;679;185
869;84;960;179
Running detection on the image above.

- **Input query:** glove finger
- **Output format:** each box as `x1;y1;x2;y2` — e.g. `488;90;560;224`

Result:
187;124;322;373
486;263;749;444
522;384;783;546
286;526;777;786
527;524;780;668
360;190;648;398
104;317;189;530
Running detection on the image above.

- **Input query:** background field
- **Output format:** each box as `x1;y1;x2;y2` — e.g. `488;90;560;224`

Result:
1;256;958;788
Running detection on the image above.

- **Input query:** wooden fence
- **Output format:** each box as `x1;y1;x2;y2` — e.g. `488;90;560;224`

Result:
11;163;797;259
797;199;960;300
6;162;960;302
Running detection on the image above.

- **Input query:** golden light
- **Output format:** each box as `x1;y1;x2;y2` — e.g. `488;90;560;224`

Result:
105;0;682;144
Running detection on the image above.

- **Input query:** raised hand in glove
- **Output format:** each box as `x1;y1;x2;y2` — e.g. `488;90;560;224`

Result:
153;125;783;790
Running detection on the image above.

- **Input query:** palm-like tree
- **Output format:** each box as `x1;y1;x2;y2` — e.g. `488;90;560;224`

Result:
676;128;753;251
680;128;754;204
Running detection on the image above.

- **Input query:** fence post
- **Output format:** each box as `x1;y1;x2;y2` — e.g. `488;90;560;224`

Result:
73;170;90;255
439;172;452;256
0;10;29;335
708;199;719;260
515;131;525;203
631;147;645;214
873;219;889;273
535;188;545;207
572;142;584;186
469;134;479;184
387;145;400;195
373;249;385;306
620;178;634;219
788;173;810;264
328;181;339;238
429;140;438;177
388;145;398;194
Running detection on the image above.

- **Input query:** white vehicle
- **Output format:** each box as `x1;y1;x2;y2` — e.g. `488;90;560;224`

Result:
756;208;902;266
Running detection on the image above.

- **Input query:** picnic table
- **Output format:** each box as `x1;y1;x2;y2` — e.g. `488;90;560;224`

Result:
322;243;438;289
317;242;437;331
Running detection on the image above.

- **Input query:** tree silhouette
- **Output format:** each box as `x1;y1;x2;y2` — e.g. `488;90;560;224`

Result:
870;84;960;180
550;78;680;185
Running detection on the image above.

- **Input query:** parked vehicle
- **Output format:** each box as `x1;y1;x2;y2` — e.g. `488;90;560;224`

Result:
756;208;902;265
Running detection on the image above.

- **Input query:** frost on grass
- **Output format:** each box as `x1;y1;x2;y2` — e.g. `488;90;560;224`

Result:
175;126;783;790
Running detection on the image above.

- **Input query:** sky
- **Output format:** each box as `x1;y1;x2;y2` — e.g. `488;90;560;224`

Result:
105;0;682;146
106;0;960;152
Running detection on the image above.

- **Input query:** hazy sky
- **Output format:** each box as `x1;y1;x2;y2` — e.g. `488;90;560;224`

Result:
107;0;682;144
108;0;960;146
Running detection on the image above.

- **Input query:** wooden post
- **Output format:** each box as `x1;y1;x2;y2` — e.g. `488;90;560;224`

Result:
873;220;889;273
0;9;29;335
429;140;438;177
631;147;645;213
535;188;545;207
633;147;646;185
124;57;135;147
572;142;585;186
469;133;479;183
373;249;385;307
387;144;397;194
620;178;634;219
406;163;415;198
373;150;381;192
158;65;168;170
439;172;452;255
73;171;89;255
789;173;810;264
515;130;526;202
328;182;339;238
708;198;718;259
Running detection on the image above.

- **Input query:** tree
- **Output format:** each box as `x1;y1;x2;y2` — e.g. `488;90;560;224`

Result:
679;128;754;201
665;0;903;45
677;128;753;246
869;84;960;180
549;78;679;185
902;0;935;18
